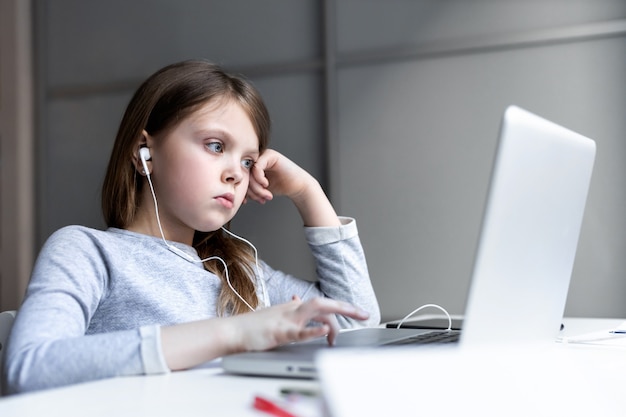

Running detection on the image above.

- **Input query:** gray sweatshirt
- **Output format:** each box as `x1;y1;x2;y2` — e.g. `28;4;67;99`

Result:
3;217;380;394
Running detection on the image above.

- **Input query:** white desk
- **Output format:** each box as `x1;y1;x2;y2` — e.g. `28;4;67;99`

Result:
0;317;623;417
0;361;321;417
559;316;624;338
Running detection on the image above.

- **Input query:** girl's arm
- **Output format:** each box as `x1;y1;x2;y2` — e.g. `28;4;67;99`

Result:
246;149;381;327
160;297;369;370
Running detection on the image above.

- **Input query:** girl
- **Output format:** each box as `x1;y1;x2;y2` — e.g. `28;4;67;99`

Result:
2;60;380;394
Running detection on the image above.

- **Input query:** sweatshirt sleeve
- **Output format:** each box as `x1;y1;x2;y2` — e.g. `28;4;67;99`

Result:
262;217;381;328
2;227;169;395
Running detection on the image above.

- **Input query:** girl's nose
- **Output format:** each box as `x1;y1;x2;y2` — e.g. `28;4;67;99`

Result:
222;158;244;183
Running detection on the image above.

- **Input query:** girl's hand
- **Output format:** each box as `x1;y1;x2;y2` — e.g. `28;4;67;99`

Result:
245;149;341;227
246;149;315;205
230;297;370;352
160;297;369;370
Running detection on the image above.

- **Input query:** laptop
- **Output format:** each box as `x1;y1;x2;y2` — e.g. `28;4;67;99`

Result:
221;105;596;378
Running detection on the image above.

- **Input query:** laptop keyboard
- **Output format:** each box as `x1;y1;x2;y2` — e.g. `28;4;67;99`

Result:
386;330;461;346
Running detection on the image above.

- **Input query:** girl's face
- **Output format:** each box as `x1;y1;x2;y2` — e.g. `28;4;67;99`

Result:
142;99;259;243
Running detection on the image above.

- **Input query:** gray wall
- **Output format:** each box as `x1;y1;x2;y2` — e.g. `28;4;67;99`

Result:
35;0;626;321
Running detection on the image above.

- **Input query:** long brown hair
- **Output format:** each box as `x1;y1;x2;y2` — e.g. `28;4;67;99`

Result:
102;60;270;315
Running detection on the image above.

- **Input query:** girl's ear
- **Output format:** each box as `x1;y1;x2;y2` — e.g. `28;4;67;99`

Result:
137;129;152;150
132;130;152;175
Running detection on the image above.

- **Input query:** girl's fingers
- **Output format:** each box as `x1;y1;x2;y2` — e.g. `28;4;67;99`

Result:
298;298;369;321
293;298;369;346
298;325;330;341
246;166;273;204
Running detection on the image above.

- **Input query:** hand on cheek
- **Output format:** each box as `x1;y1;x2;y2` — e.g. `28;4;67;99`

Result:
245;149;315;205
245;165;273;204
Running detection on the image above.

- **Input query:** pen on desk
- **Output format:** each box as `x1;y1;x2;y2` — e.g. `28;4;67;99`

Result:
609;321;626;334
253;395;297;417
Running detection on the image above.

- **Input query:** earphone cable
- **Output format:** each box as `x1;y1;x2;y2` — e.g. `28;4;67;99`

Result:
396;303;453;330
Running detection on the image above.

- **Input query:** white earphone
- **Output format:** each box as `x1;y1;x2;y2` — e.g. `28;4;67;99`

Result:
137;146;269;310
139;147;151;175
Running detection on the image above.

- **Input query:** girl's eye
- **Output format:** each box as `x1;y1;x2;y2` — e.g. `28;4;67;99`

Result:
206;142;223;153
241;159;255;170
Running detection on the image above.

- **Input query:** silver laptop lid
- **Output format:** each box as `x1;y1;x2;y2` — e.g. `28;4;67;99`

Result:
461;105;596;346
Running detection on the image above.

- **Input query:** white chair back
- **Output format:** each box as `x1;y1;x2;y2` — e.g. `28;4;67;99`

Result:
0;310;17;396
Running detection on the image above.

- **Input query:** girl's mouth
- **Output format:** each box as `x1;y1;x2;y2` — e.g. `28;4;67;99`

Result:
215;194;235;209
